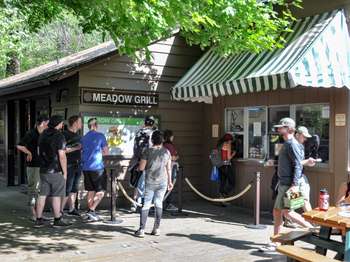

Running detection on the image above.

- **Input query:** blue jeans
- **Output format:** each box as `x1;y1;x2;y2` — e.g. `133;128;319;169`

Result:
136;172;145;204
143;182;167;210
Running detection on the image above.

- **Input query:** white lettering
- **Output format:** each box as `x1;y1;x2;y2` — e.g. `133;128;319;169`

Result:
134;96;141;104
93;93;101;102
112;95;118;103
140;96;146;104
124;95;132;104
101;93;107;102
117;95;124;103
106;94;112;102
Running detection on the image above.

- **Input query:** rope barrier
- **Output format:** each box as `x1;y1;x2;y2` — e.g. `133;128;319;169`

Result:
184;177;253;203
117;179;177;208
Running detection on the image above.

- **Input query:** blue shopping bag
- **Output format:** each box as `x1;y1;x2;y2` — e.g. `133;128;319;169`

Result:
210;166;219;182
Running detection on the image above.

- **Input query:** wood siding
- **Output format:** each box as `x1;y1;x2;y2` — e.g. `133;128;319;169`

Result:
203;87;349;211
78;35;205;198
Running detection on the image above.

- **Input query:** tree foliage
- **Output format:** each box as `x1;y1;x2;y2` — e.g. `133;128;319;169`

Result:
10;0;302;59
0;5;105;78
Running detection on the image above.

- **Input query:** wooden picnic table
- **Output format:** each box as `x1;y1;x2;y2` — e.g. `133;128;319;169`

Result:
303;207;350;261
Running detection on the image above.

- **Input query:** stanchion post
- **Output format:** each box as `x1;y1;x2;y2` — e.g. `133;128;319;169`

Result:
246;171;267;229
177;166;183;212
104;165;123;225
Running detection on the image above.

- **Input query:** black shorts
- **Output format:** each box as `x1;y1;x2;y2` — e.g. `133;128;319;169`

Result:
83;169;107;192
66;165;82;196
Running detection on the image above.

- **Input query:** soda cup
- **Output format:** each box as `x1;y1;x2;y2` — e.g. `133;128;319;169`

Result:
319;189;329;211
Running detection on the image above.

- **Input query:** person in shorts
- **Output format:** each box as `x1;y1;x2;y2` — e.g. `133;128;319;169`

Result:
17;115;49;221
135;131;173;237
61;115;82;216
260;118;313;252
295;126;316;212
35;115;70;227
81;118;109;221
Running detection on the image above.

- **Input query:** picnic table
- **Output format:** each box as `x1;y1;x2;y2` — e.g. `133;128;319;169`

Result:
302;207;350;261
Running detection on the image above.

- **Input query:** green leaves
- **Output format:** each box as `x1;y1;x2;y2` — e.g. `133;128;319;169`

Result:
7;0;301;62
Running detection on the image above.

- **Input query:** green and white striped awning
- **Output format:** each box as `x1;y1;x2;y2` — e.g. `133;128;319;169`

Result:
172;10;350;103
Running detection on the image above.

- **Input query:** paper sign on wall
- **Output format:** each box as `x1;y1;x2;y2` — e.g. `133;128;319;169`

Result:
212;124;219;138
335;113;346;127
253;122;262;137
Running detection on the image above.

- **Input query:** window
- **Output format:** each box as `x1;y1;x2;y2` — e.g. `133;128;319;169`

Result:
296;104;330;164
224;103;330;165
248;107;266;159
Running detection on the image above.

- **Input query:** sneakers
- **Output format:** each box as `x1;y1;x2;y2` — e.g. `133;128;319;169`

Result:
33;218;46;228
86;210;101;222
151;228;160;236
165;204;177;211
67;209;80;217
258;243;278;253
53;217;72;228
283;219;298;229
135;229;145;238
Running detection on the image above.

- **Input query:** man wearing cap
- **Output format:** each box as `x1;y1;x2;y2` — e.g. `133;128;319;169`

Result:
129;116;157;212
35;115;70;227
261;118;313;251
81;118;109;221
295;126;316;212
17;115;49;221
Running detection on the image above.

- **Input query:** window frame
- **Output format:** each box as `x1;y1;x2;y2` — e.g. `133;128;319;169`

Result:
224;102;330;168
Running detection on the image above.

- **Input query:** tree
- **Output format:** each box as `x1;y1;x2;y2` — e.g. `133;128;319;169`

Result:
10;0;302;59
0;5;105;78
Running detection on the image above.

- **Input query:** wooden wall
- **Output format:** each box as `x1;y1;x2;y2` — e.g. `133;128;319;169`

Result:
202;87;349;211
78;35;205;199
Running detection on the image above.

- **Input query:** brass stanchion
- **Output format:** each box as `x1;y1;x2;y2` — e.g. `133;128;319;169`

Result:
246;171;266;229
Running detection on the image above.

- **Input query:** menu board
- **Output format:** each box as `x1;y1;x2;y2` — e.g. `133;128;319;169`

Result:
82;115;158;157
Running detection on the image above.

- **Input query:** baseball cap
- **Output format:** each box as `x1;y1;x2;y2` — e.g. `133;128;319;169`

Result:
48;115;64;128
145;116;155;126
36;114;49;124
273;117;296;129
296;126;312;138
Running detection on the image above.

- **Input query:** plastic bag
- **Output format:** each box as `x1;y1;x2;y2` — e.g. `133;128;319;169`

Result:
210;166;219;182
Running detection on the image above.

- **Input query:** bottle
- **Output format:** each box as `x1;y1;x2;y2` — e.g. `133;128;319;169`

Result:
319;189;329;211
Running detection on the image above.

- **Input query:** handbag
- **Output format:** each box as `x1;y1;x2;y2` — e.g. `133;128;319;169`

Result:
129;165;143;188
210;166;219;182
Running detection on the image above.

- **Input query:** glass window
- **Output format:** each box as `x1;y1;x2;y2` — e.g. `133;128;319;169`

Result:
268;106;290;158
248;107;266;159
225;108;244;133
296;104;330;164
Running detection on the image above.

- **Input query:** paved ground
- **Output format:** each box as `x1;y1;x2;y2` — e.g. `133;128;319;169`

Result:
0;186;289;262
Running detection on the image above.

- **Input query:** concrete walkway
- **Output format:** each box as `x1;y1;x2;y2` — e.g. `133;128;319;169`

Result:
0;186;286;262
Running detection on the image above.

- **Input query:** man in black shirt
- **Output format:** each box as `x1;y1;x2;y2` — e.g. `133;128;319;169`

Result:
35;115;70;227
61;115;82;216
17;115;49;220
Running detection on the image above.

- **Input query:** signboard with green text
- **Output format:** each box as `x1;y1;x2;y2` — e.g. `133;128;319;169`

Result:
82;115;159;157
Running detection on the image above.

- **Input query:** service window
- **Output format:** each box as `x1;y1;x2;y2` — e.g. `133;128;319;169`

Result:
247;107;267;159
296;104;330;164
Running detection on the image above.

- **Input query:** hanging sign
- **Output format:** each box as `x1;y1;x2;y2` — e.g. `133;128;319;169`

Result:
81;88;159;106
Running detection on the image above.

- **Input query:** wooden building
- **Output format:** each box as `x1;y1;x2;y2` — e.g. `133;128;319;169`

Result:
0;34;205;203
172;1;350;211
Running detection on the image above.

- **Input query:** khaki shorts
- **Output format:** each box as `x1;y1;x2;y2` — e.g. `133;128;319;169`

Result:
26;167;40;206
299;175;310;201
274;184;290;210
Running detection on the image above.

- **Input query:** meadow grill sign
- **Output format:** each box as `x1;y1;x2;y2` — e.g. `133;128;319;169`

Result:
81;88;159;106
